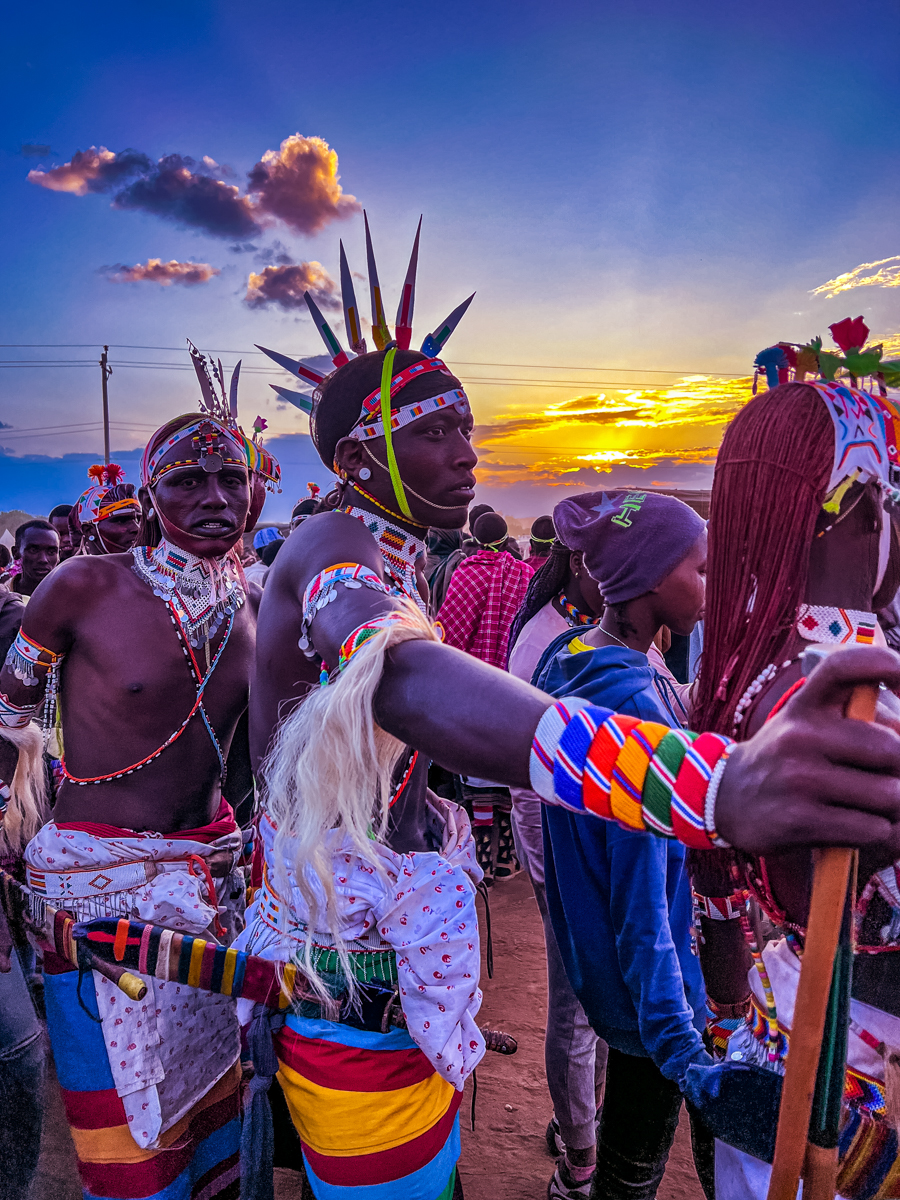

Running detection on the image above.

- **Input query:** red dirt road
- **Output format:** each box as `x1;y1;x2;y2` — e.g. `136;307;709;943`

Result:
29;870;703;1200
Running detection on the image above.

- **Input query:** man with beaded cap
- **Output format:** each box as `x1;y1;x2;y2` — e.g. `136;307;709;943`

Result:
245;228;900;1200
0;344;279;1200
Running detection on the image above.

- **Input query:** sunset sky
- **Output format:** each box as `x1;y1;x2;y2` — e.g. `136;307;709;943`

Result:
3;0;900;519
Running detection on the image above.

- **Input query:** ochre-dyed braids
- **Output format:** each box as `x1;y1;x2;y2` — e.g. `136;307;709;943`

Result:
692;383;834;737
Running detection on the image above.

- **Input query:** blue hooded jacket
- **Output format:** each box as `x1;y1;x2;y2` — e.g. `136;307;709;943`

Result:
533;629;710;1086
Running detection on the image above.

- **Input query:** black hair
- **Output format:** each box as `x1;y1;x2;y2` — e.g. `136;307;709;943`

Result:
259;539;283;567
467;503;494;532
311;349;462;468
473;512;508;545
506;541;571;661
0;545;11;570
14;519;56;552
49;504;73;520
292;498;318;519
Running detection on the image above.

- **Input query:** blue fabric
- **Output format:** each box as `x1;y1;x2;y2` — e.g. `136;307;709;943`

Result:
533;633;710;1087
43;970;117;1092
302;1115;460;1200
253;526;283;550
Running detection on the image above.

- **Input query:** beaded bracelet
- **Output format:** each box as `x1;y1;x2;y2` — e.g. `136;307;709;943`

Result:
530;700;734;850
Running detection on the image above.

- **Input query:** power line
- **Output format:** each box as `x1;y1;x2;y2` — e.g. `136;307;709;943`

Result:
0;344;748;377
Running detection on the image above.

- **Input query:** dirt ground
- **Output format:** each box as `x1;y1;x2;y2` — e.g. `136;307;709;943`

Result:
29;870;703;1199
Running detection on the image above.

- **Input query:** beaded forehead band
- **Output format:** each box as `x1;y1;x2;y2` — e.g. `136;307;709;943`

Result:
142;418;246;488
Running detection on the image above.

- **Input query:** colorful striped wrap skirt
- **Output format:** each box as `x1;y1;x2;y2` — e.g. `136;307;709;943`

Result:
43;961;241;1200
25;812;245;1199
274;1011;461;1199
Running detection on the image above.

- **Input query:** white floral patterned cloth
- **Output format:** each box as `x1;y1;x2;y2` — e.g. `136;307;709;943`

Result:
234;796;486;1088
24;819;244;1148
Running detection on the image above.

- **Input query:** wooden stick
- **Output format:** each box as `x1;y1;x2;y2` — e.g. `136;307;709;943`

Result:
766;683;876;1200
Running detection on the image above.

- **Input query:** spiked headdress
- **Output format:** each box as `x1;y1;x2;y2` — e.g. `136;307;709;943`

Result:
185;341;281;493
256;215;475;519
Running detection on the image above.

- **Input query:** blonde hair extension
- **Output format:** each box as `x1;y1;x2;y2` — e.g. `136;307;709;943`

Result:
0;722;49;855
262;599;439;1002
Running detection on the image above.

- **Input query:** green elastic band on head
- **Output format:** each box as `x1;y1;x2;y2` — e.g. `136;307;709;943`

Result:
380;347;414;521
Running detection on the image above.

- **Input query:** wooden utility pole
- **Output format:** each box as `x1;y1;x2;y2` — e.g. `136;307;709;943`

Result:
100;345;112;465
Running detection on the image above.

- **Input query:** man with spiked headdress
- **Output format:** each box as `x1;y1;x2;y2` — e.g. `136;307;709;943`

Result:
240;225;900;1200
0;344;279;1200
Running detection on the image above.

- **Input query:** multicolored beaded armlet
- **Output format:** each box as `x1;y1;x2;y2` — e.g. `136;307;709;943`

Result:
529;698;734;850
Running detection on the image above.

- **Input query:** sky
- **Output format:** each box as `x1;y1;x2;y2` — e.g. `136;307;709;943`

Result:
3;0;900;521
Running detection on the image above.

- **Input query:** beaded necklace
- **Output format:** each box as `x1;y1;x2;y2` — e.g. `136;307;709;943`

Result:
557;592;596;627
337;504;426;612
132;539;245;648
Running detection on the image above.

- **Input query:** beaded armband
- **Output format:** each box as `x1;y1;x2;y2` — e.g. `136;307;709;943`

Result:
337;612;410;672
529;700;734;850
298;563;391;656
0;693;40;730
6;630;63;688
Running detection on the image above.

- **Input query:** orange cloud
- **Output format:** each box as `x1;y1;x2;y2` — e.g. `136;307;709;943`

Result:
247;134;360;235
28;146;151;195
244;260;339;311
104;259;220;285
470;375;754;487
811;257;900;299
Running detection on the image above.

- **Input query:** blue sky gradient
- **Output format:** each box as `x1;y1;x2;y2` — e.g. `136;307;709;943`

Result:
3;0;899;518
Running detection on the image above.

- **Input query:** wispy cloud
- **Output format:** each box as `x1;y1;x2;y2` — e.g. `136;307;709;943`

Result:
247;134;360;235
244;260;338;311
102;258;220;286
27;135;358;241
28;146;152;195
810;257;900;299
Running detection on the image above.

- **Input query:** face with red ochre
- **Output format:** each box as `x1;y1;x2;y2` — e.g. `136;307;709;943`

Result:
92;507;142;554
335;406;478;530
147;431;250;557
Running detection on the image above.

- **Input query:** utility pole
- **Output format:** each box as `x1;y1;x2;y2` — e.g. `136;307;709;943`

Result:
99;345;112;465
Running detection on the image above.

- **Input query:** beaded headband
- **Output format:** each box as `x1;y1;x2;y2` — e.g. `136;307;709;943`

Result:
74;464;141;526
142;418;246;488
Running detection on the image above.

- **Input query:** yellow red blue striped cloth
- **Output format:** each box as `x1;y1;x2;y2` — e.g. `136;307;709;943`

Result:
274;1012;461;1198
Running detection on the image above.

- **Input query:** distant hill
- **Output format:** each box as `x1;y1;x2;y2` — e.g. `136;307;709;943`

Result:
0;510;38;538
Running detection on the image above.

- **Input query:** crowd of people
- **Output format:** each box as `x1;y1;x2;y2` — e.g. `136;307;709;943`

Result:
2;304;900;1200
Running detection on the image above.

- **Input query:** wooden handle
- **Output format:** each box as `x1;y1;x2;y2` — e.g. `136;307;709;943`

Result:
767;682;876;1200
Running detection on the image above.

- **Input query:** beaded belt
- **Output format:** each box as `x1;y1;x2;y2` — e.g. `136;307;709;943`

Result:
257;860;397;986
746;997;886;1117
26;858;192;901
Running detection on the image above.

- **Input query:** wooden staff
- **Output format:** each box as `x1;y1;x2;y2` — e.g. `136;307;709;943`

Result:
767;683;875;1200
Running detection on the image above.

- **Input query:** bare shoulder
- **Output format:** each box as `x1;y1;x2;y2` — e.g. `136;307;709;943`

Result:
267;512;384;595
21;553;140;644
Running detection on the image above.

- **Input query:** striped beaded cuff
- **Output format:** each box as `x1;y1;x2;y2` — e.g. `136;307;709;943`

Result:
529;700;735;849
530;699;602;806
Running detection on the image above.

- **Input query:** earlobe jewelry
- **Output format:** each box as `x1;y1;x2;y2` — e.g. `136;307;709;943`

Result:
358;467;372;481
148;507;155;518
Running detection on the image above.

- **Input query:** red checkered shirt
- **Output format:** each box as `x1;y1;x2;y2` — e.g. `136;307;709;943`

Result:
436;550;534;668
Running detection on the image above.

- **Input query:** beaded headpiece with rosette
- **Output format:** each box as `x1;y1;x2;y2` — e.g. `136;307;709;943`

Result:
256;213;474;520
74;463;141;526
752;316;900;588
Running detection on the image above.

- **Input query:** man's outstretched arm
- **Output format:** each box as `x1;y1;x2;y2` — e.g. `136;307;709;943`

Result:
293;520;900;858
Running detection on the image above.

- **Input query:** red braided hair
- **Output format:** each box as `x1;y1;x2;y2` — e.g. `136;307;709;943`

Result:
692;383;834;736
